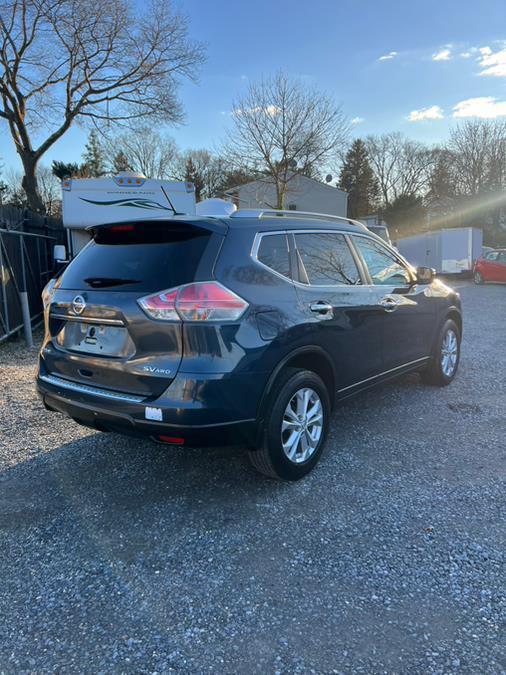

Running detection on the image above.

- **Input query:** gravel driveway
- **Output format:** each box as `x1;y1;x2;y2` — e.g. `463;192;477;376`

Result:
0;281;505;673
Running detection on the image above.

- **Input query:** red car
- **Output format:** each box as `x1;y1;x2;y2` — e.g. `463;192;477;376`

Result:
474;249;506;284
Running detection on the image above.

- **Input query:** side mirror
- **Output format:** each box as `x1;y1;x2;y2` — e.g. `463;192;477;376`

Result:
53;244;67;263
416;266;435;284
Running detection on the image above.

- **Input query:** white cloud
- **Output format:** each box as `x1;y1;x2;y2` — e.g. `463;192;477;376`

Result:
232;105;281;116
432;48;451;61
478;46;506;77
378;51;397;61
460;52;472;59
351;117;365;125
408;105;444;122
453;96;506;119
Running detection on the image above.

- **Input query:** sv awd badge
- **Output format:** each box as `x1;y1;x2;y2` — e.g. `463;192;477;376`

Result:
142;366;172;375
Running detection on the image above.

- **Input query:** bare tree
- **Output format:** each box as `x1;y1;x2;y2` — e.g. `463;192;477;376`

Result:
2;166;25;206
446;120;506;237
36;164;61;215
447;120;506;196
225;72;349;209
104;126;178;179
5;164;60;212
0;0;204;211
171;149;228;201
366;132;435;206
0;158;8;204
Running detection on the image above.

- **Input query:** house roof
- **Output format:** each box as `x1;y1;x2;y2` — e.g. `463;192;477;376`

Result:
224;172;347;196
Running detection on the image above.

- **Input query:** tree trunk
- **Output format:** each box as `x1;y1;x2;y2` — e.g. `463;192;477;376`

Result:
19;152;45;213
276;181;286;209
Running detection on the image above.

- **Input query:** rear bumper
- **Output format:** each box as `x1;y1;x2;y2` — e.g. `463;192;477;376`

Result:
36;367;262;447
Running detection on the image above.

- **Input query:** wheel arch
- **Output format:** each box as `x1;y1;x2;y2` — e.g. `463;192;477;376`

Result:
445;307;463;337
257;346;336;429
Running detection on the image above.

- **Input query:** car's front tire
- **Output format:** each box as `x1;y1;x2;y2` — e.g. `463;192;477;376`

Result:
249;368;330;480
474;271;484;284
421;318;461;387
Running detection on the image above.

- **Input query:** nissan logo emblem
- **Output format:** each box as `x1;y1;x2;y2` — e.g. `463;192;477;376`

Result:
72;295;86;315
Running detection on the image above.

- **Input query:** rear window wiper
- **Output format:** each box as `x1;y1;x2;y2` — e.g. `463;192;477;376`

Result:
83;277;141;288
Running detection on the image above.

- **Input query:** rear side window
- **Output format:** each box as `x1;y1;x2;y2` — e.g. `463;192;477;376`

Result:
59;223;217;292
294;232;361;285
257;233;291;278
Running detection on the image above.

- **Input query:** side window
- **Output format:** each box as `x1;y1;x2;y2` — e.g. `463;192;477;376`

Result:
294;232;361;286
498;252;506;265
486;251;499;261
257;233;291;278
353;237;411;286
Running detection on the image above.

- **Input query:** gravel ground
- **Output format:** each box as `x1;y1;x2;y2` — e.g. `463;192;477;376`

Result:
0;281;505;673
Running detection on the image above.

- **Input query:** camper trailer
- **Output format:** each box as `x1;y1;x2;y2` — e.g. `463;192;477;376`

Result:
62;173;196;257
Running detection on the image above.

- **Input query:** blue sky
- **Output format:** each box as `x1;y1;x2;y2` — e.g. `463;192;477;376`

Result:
2;0;506;173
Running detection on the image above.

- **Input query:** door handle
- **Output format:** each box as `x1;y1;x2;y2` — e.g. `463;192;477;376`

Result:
379;295;399;312
310;301;333;316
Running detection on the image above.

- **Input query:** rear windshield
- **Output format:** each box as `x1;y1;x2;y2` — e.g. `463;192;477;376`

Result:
59;223;217;292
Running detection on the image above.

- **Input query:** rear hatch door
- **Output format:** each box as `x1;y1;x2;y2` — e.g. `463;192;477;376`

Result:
44;219;225;397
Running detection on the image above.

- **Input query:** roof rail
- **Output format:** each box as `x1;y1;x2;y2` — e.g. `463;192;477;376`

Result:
230;209;367;230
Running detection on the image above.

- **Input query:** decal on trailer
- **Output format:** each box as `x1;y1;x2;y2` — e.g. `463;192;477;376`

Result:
79;197;173;211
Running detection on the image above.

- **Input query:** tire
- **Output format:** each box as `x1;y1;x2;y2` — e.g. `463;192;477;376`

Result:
474;271;484;284
248;368;331;481
420;318;461;387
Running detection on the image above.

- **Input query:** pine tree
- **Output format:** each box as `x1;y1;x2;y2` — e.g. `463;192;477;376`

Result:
51;160;92;179
0;180;8;205
82;131;105;177
338;139;379;219
0;163;7;205
427;150;456;200
184;156;205;201
112;151;131;174
52;161;81;180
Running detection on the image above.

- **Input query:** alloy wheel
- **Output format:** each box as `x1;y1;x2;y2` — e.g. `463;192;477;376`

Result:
441;328;458;377
281;387;323;464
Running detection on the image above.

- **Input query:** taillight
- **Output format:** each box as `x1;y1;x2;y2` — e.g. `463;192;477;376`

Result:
109;224;135;232
138;289;178;320
138;281;248;322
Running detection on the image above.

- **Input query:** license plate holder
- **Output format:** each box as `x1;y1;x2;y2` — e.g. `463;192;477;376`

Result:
56;321;130;357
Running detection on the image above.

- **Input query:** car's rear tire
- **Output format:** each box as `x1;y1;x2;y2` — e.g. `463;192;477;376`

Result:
249;368;330;480
474;271;484;284
420;318;461;387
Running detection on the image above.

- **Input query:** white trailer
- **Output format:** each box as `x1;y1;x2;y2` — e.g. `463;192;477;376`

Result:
62;173;196;256
396;227;483;274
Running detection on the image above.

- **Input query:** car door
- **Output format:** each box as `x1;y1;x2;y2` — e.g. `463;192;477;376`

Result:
497;252;506;282
350;234;436;373
483;251;500;281
290;230;383;390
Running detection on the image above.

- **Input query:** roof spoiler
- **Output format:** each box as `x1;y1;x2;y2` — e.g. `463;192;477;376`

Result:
86;217;228;237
